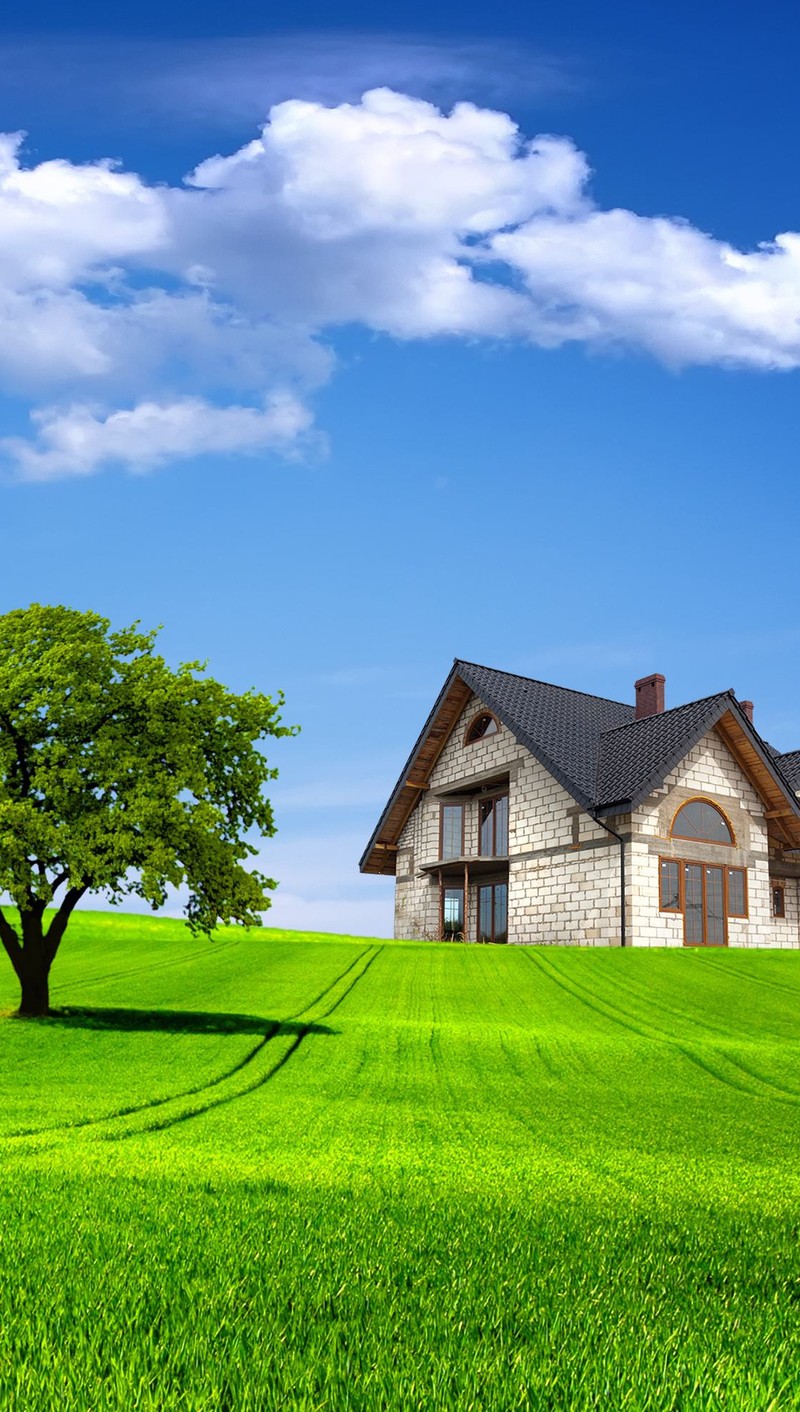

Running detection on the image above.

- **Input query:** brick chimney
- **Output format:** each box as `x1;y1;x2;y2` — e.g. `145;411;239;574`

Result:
740;700;754;724
635;674;665;720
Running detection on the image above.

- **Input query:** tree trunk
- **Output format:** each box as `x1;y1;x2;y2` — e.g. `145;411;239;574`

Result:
1;886;87;1018
17;961;51;1017
14;908;52;1018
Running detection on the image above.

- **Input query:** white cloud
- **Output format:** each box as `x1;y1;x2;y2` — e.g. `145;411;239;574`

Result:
3;391;313;481
2;87;800;478
0;133;165;289
493;213;800;368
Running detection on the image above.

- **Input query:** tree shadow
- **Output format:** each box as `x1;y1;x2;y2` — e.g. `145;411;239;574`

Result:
44;1007;335;1037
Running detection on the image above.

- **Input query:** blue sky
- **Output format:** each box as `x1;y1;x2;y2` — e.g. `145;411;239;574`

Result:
2;1;800;935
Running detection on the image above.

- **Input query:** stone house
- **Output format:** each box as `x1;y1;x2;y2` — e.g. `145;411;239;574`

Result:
360;660;800;947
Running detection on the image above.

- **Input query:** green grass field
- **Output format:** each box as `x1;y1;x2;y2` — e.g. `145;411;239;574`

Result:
1;913;800;1409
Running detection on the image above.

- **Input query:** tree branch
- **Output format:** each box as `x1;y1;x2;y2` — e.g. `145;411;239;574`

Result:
44;885;88;967
0;904;22;975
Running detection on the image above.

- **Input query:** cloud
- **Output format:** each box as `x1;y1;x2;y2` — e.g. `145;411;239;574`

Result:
0;132;165;288
2;824;395;938
71;887;394;939
493;214;800;369
0;33;578;134
58;827;396;938
3;86;800;479
3;391;313;480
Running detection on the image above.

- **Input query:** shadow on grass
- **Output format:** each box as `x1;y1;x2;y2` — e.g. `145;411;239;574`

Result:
42;1007;335;1037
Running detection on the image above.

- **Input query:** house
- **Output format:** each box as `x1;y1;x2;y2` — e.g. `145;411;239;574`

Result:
360;660;800;947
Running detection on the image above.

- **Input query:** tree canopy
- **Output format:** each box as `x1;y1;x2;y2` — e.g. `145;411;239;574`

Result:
0;604;296;1016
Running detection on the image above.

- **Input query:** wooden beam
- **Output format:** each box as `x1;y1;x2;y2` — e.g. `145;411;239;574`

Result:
362;674;474;872
438;869;444;941
714;716;800;850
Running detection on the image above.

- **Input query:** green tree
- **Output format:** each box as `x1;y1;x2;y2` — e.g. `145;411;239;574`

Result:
0;604;296;1017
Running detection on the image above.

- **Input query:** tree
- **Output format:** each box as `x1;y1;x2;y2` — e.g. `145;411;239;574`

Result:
0;604;297;1017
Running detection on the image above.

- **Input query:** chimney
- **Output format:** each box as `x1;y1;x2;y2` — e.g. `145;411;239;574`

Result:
740;700;754;724
635;673;665;720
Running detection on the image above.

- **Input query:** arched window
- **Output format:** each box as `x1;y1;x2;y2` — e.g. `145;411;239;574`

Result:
671;799;734;846
464;711;499;745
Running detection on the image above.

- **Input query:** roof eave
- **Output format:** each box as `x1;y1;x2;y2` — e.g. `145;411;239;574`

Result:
359;662;471;875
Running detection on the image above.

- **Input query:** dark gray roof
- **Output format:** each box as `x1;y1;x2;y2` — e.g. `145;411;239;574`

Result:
594;692;734;811
456;660;633;809
778;749;800;791
457;663;754;814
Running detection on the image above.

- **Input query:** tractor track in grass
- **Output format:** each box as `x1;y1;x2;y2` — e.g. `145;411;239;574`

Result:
4;947;381;1147
563;954;800;1099
522;949;800;1107
106;945;385;1139
690;951;800;1001
4;1021;283;1139
563;956;800;1101
578;961;745;1042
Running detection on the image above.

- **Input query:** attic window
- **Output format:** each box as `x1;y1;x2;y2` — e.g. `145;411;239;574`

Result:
671;799;734;846
465;712;498;745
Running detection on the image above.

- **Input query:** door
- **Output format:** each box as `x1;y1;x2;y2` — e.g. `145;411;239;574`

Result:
478;883;508;944
683;864;726;946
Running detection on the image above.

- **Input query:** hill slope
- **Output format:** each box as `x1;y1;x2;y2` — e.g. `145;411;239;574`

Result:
1;913;799;1409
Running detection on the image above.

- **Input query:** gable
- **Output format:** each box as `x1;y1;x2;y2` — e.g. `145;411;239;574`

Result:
635;727;764;846
634;719;800;851
426;694;526;792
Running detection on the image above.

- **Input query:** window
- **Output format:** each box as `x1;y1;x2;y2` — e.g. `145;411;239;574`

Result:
479;794;508;856
478;883;508;943
659;859;748;944
443;887;464;938
659;859;681;912
465;712;498;744
671;800;734;845
773;883;786;919
727;868;748;918
440;803;464;860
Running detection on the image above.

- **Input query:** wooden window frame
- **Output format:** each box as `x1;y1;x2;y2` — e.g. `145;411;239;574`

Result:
659;859;682;913
479;791;509;858
670;797;736;847
477;881;509;944
439;801;465;861
464;711;499;746
727;867;749;919
658;857;748;944
442;885;465;939
683;863;727;947
772;882;786;919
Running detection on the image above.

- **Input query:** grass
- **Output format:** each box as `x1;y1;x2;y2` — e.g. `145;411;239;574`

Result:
1;912;800;1408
